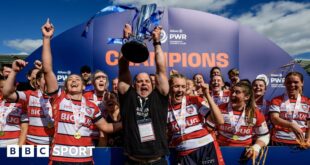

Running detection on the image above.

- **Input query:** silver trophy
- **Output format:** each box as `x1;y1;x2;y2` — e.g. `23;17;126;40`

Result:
121;4;158;63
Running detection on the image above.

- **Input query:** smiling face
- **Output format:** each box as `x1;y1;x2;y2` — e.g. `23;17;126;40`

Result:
252;79;266;98
211;75;224;93
66;74;84;95
134;73;152;98
193;74;204;87
230;86;249;110
36;75;46;92
93;71;108;93
285;74;303;99
170;77;187;105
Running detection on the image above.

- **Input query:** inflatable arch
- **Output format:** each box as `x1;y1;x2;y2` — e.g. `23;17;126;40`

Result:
17;7;310;99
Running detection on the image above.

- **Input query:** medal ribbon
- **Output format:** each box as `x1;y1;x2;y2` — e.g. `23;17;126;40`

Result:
170;97;187;135
228;103;246;133
284;93;301;121
71;97;86;133
38;90;53;120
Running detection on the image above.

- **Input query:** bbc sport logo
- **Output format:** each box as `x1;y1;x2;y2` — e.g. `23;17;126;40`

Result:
7;145;49;157
6;145;94;158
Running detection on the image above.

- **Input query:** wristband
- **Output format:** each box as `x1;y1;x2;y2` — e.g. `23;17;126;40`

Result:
251;144;261;153
153;41;161;46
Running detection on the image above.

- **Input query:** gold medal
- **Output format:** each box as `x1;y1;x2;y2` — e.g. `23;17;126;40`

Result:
74;132;81;139
0;131;4;136
232;135;239;140
47;122;54;129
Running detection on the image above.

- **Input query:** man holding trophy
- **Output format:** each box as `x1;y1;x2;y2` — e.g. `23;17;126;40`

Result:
117;4;169;164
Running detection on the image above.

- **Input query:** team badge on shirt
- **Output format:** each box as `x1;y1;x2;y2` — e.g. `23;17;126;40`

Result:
186;107;194;114
86;108;92;116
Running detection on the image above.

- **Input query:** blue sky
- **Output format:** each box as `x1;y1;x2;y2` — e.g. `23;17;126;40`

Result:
0;0;309;58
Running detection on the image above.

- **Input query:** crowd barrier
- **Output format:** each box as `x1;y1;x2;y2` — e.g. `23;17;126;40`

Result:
0;146;309;164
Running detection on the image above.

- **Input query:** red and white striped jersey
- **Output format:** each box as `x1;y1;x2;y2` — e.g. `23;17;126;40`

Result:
211;90;230;105
167;96;213;156
50;91;102;163
0;98;28;146
83;91;105;142
269;94;309;144
18;90;54;145
256;99;270;119
208;103;269;146
83;91;105;111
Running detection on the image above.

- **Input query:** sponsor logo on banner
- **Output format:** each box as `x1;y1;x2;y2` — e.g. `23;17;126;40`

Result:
169;29;187;45
160;30;168;43
57;70;71;86
270;73;285;88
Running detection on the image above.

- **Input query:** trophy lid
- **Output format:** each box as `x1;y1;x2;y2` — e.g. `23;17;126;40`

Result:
121;41;149;63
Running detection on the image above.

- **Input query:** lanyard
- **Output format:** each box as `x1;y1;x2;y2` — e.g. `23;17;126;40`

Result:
0;99;15;131
227;103;245;133
170;97;187;134
137;96;149;120
70;97;86;132
38;90;53;119
283;94;301;121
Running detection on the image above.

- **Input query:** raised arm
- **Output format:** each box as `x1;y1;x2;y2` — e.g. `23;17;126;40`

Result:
3;60;28;102
41;19;58;93
153;27;169;96
201;83;224;124
118;24;132;95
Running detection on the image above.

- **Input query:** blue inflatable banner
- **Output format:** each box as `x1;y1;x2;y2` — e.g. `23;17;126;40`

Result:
17;7;310;100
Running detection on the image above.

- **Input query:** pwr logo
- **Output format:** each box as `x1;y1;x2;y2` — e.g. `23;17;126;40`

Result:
169;29;187;45
56;70;71;82
57;74;68;81
270;73;285;88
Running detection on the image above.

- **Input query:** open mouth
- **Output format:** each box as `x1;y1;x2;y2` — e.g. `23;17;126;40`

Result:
175;92;184;100
230;97;237;103
70;83;78;88
212;83;220;88
254;89;262;93
141;87;148;92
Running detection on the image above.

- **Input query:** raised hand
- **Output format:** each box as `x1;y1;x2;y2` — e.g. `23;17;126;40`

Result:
201;83;210;95
152;26;162;43
34;60;42;70
169;69;179;76
12;59;28;72
41;18;54;39
123;24;132;39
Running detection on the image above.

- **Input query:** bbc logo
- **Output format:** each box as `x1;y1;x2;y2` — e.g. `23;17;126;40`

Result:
6;145;49;157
